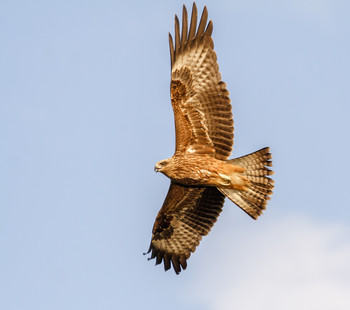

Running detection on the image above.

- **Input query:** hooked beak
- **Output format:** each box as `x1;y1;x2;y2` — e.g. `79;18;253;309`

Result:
154;166;159;173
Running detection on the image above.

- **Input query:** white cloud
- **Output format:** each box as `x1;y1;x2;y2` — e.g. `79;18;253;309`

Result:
185;214;350;310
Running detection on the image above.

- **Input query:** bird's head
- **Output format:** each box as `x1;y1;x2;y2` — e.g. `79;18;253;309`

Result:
154;159;171;173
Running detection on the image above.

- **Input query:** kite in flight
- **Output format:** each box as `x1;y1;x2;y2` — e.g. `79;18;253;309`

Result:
145;3;274;274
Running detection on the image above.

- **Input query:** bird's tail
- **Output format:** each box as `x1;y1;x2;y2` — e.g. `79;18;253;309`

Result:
218;147;274;219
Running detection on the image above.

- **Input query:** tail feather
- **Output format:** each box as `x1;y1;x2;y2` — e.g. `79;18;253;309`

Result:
218;147;274;219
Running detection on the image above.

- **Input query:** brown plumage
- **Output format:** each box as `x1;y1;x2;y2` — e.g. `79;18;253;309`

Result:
145;3;274;274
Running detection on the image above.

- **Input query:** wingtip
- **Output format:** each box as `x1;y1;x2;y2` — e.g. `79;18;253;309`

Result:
179;255;187;270
163;253;171;271
205;20;213;36
171;256;181;274
145;245;188;275
192;2;197;11
196;4;209;37
143;244;152;256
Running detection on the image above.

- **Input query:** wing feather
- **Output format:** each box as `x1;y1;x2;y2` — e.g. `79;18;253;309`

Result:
169;4;233;160
188;3;197;41
174;15;180;54
169;33;174;68
196;6;208;37
205;20;213;37
181;5;188;44
146;183;225;274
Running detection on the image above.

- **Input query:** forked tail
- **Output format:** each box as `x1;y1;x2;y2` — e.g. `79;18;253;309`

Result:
218;147;274;219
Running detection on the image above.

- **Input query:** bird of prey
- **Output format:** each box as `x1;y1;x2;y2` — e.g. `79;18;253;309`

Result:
145;3;274;274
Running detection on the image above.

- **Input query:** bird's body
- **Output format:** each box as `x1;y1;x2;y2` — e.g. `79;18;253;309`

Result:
156;154;247;189
146;3;274;274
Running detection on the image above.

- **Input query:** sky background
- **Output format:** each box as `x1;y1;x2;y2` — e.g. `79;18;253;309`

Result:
1;0;350;309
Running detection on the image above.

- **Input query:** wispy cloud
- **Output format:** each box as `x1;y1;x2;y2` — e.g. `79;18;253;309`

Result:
185;214;350;310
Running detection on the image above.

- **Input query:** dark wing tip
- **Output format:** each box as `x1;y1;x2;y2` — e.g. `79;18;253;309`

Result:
188;2;198;41
196;5;208;37
205;20;213;36
181;4;188;44
174;14;180;52
145;244;189;275
170;3;213;66
171;255;181;274
170;254;188;275
192;2;197;15
143;244;151;256
163;253;171;271
179;255;187;270
169;32;174;68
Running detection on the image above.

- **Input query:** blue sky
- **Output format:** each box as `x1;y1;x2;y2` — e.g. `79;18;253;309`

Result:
1;0;350;309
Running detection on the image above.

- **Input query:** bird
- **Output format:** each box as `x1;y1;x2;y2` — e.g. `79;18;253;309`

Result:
145;2;274;274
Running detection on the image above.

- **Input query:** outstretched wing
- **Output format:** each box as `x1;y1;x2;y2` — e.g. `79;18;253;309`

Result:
145;182;225;274
170;3;233;160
